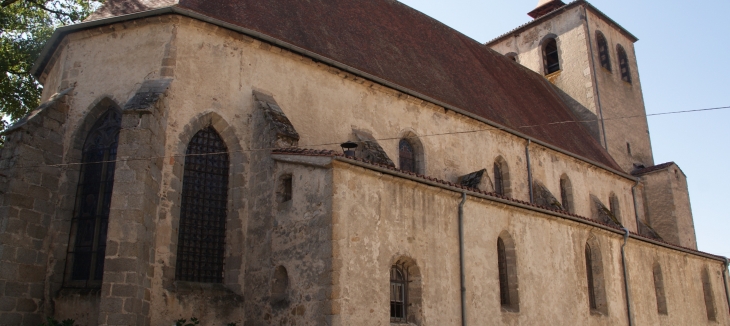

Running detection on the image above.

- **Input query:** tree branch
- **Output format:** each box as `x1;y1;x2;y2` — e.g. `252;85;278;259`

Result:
27;0;71;18
1;0;21;7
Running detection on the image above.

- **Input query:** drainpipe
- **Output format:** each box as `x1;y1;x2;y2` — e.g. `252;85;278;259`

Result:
458;192;468;326
621;228;634;326
722;257;730;311
583;7;609;150
631;179;641;232
526;140;534;203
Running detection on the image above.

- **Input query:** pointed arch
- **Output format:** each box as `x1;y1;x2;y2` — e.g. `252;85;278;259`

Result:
584;237;608;315
653;262;668;315
398;130;425;174
560;174;574;213
617;44;632;83
493;156;511;197
64;100;122;288
497;231;519;312
595;31;611;72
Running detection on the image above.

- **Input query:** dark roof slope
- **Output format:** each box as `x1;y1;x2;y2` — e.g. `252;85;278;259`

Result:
631;162;676;176
61;0;624;172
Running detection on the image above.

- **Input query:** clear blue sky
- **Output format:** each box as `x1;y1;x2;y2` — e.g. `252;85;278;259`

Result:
399;0;730;258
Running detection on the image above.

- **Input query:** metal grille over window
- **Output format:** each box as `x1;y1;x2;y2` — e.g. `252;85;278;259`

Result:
67;109;121;287
498;237;510;306
617;44;632;84
494;162;504;195
390;265;407;322
585;244;597;310
596;31;611;72
176;127;229;283
543;38;560;74
399;139;416;173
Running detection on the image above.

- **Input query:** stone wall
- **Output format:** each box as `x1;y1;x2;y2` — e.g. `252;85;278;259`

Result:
639;165;697;249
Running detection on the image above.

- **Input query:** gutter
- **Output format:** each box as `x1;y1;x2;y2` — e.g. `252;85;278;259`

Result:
31;7;637;182
621;228;634;326
458;193;468;326
320;155;726;263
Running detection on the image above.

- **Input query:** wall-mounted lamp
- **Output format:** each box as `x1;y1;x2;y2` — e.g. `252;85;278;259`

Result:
340;141;358;157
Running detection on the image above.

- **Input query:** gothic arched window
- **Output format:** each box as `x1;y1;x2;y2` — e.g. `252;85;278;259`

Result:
617;44;632;83
176;127;229;283
560;175;573;213
543;38;560;75
596;31;611;72
66;109;122;287
498;237;510;306
494;162;504;195
399;139;416;173
585;244;597;311
653;262;668;315
390;265;407;322
609;193;620;222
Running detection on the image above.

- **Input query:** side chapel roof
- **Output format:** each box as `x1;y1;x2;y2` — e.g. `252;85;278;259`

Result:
37;0;625;173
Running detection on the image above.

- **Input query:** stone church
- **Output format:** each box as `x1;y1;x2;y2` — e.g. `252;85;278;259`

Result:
0;0;728;324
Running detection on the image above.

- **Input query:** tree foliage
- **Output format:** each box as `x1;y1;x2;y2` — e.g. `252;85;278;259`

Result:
0;0;102;136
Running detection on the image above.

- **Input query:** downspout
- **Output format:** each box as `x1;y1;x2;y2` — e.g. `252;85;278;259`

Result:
722;257;730;311
526;140;534;203
621;228;634;326
583;7;609;150
458;192;468;326
631;179;641;232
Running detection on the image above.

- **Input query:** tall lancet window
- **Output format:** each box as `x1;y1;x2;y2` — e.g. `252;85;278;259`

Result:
494;162;504;195
617;44;632;84
399;139;416;173
390;265;407;322
596;31;611;72
176;127;230;283
66;109;122;287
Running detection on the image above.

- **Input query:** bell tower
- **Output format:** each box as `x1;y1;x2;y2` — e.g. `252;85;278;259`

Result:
487;0;654;173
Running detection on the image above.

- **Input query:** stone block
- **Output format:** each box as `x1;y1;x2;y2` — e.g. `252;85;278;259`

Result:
25;223;48;240
22;312;42;325
15;248;37;265
4;193;34;209
104;258;138;273
106;313;136;325
0;297;15;312
0;261;18;279
99;297;124;313
111;284;138;297
18;265;45;283
4;282;28;297
0;312;22;325
15;298;37;312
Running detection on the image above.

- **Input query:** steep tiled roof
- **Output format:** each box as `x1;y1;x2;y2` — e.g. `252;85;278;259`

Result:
273;148;724;261
59;0;623;172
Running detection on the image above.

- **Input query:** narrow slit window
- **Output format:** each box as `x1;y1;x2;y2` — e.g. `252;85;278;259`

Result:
653;263;668;315
498;237;510;306
617;44;632;84
585;244;597;311
176;127;229;283
543;38;560;74
494;162;504;195
702;268;717;321
277;174;293;203
596;31;611;72
560;175;573;213
390;265;407;322
66;109;122;288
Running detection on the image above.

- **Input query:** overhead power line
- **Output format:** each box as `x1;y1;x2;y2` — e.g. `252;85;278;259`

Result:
0;104;728;170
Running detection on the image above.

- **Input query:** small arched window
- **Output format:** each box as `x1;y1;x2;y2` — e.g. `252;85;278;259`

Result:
66;109;122;287
653;263;668;315
617;44;632;83
596;31;611;72
176;126;230;283
494;162;504;195
560;175;573;213
585;241;608;315
390;265;407;322
497;233;519;312
399;139;416;173
543;38;560;75
505;52;518;62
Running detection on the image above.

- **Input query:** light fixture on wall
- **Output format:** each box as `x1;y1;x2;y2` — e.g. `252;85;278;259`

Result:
340;141;358;157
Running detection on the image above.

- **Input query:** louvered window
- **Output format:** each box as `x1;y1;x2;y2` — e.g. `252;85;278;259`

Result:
543;38;560;74
176;127;229;283
617;44;632;83
596;31;611;72
390;265;407;322
66;109;121;287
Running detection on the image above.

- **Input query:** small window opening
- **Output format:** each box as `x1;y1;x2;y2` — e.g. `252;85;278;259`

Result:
494;162;504;195
626;142;631;155
702;268;717;321
653;263;668;315
617;44;632;84
585;244;597;311
543;38;560;74
399;139;416;173
609;193;620;222
277;174;293;203
271;265;289;306
498;238;510;307
596;31;612;72
390;265;407;322
560;175;573;213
